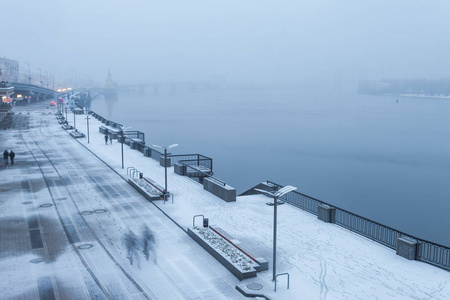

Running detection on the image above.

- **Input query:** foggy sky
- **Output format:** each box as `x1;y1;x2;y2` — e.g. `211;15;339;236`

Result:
3;0;450;86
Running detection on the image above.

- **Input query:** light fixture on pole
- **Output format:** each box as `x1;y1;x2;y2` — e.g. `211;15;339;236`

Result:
73;106;76;129
254;185;297;284
24;62;31;84
119;126;131;169
37;68;42;87
85;112;90;143
152;144;178;198
45;71;49;89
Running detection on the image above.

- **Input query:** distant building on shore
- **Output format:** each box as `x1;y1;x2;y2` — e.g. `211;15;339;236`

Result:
0;57;19;83
104;69;117;96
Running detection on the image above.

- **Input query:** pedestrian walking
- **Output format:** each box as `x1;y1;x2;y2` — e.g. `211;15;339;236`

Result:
3;150;8;165
141;225;156;263
124;231;140;266
109;135;112;144
104;135;108;145
9;150;15;166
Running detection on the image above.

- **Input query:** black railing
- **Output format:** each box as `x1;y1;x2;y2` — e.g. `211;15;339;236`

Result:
260;181;450;272
90;111;123;129
169;154;213;170
124;130;145;142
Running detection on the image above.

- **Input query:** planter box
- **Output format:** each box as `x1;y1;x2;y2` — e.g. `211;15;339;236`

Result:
128;178;163;201
187;227;258;280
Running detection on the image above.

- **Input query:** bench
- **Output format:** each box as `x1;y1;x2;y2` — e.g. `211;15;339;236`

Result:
70;130;85;138
61;124;73;130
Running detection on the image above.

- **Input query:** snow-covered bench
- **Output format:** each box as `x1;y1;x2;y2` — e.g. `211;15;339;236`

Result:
70;130;85;138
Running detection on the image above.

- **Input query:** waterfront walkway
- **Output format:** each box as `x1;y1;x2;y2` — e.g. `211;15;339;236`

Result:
1;102;449;299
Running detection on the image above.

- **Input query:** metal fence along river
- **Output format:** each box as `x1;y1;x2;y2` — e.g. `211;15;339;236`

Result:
263;181;450;272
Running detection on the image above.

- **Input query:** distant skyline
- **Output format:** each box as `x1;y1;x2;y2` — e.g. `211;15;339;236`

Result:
3;1;450;87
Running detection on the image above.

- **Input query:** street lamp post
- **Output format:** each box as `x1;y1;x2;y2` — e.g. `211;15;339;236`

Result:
25;62;31;84
121;129;124;168
118;126;130;169
44;72;49;89
37;68;42;87
85;112;90;143
73;107;76;129
152;144;179;198
119;126;125;169
254;185;297;284
64;106;68;121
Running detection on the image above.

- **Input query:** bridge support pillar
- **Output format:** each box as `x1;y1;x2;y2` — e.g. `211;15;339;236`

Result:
396;237;417;260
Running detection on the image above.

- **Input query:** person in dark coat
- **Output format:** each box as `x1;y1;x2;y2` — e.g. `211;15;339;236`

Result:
109;135;112;144
9;150;15;166
104;134;108;145
3;150;8;165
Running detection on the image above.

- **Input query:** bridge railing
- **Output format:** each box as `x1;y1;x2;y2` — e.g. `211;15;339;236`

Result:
12;82;56;94
262;180;450;272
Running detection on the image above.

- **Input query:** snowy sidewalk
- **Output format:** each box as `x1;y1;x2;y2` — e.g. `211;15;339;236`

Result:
73;106;450;300
1;102;449;300
0;104;242;299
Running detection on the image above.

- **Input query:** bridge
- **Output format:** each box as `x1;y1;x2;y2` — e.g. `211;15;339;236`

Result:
11;82;58;104
118;81;225;95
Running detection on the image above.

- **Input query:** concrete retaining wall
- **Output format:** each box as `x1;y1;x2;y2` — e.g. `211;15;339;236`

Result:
174;162;187;176
159;156;172;167
203;177;236;202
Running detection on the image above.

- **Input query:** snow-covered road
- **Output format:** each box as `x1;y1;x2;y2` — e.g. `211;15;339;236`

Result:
1;101;449;300
0;103;241;299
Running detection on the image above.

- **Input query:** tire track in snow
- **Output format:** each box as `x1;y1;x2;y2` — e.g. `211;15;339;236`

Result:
19;117;155;300
299;252;329;300
318;256;329;300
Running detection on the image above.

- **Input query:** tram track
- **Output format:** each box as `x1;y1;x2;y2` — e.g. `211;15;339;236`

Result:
19;113;154;300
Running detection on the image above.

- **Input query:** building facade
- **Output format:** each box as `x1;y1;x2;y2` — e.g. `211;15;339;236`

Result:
0;57;19;83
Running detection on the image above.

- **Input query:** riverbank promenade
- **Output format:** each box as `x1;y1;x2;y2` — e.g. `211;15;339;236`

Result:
1;101;449;299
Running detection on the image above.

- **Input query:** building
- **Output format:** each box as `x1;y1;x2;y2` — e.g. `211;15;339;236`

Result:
0;57;19;83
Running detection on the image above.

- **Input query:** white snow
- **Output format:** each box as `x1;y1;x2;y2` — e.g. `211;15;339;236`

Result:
1;103;449;299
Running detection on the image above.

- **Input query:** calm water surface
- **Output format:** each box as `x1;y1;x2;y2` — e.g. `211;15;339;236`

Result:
91;88;450;246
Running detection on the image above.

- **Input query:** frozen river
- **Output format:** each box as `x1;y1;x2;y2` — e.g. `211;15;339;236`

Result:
90;87;450;247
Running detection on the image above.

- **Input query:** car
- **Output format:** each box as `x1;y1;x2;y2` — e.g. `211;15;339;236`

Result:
50;101;56;106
